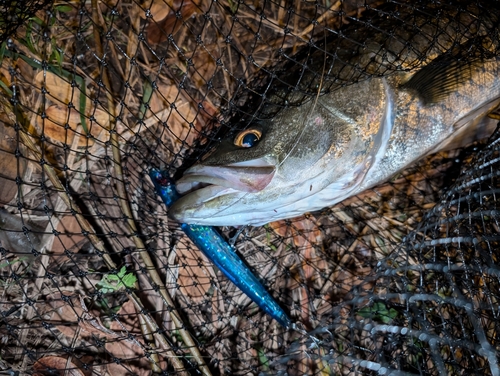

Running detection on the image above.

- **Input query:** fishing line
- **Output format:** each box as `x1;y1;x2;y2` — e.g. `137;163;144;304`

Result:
276;27;329;170
194;25;331;222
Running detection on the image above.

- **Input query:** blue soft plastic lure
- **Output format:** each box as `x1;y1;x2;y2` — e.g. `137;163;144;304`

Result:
149;169;291;328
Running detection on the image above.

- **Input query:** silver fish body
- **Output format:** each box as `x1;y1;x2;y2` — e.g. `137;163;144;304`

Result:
170;1;500;226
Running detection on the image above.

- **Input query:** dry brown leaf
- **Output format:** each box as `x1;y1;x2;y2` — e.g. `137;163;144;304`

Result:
44;294;122;342
33;71;109;146
271;219;333;328
269;215;323;248
176;238;221;327
270;216;329;323
44;294;85;340
34;71;84;107
78;297;125;341
147;0;175;22
270;215;326;281
0;122;26;205
15;57;37;84
195;99;219;136
187;48;218;88
0;150;24;206
36;104;107;147
0;65;12;91
107;298;140;334
33;356;86;376
0;69;24;206
106;299;164;375
147;81;216;154
147;0;203;44
45;293;144;361
51;215;90;254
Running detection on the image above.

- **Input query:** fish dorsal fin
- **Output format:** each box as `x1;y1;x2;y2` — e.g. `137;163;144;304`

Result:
402;42;492;104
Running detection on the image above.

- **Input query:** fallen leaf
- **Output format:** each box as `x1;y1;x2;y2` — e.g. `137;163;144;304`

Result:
147;80;217;155
44;294;119;340
147;0;203;44
51;215;90;254
147;0;175;22
36;104;107;147
183;48;218;89
175;237;221;328
270;215;325;281
106;299;164;375
33;356;87;376
44;294;85;340
15;57;37;84
34;71;84;108
0;121;26;205
34;71;109;145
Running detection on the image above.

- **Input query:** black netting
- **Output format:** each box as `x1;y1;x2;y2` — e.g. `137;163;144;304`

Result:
0;0;55;44
0;0;499;375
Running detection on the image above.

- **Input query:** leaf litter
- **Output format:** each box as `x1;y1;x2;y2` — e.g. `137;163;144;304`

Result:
0;0;488;374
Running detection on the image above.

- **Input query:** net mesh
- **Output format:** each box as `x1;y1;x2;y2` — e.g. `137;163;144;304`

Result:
0;0;499;374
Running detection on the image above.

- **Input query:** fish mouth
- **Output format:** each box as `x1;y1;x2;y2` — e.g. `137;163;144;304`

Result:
176;160;275;194
170;159;275;223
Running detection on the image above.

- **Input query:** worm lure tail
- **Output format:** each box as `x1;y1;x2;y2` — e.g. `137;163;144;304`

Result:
149;169;291;328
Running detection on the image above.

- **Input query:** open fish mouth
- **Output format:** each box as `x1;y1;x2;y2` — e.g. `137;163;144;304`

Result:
169;159;276;223
176;160;276;195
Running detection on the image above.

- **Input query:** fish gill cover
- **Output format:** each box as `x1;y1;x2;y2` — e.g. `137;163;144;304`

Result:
0;0;499;375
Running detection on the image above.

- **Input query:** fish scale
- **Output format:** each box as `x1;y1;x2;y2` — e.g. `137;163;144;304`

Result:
169;0;500;226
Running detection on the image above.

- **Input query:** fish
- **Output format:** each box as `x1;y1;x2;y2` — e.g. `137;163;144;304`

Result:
170;0;500;226
149;169;292;328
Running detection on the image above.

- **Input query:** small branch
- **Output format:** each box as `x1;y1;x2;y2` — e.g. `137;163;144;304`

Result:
90;1;211;375
13;103;182;374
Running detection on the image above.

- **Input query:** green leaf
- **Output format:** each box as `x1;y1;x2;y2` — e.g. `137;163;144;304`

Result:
55;5;73;13
117;265;127;278
0;257;28;269
122;273;137;287
357;302;398;324
227;0;238;13
139;78;153;120
0;41;6;65
0;79;13;96
97;266;137;293
29;16;45;27
256;346;270;371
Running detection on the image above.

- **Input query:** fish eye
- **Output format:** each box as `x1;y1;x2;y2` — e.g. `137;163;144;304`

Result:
234;129;262;148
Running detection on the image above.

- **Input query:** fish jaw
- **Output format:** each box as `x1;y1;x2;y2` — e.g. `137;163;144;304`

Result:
169;165;354;226
169;152;369;226
169;150;378;226
170;172;318;226
176;162;275;194
169;188;258;225
170;164;319;226
170;159;277;225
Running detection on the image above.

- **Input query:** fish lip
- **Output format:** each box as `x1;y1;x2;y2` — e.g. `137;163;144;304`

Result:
169;185;244;223
174;185;237;207
175;161;276;194
171;159;276;223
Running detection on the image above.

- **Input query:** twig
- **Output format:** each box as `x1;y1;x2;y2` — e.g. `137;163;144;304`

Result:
298;0;341;39
90;1;211;375
13;104;182;374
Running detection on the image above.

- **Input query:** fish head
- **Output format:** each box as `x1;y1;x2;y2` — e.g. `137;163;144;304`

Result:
170;79;389;226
